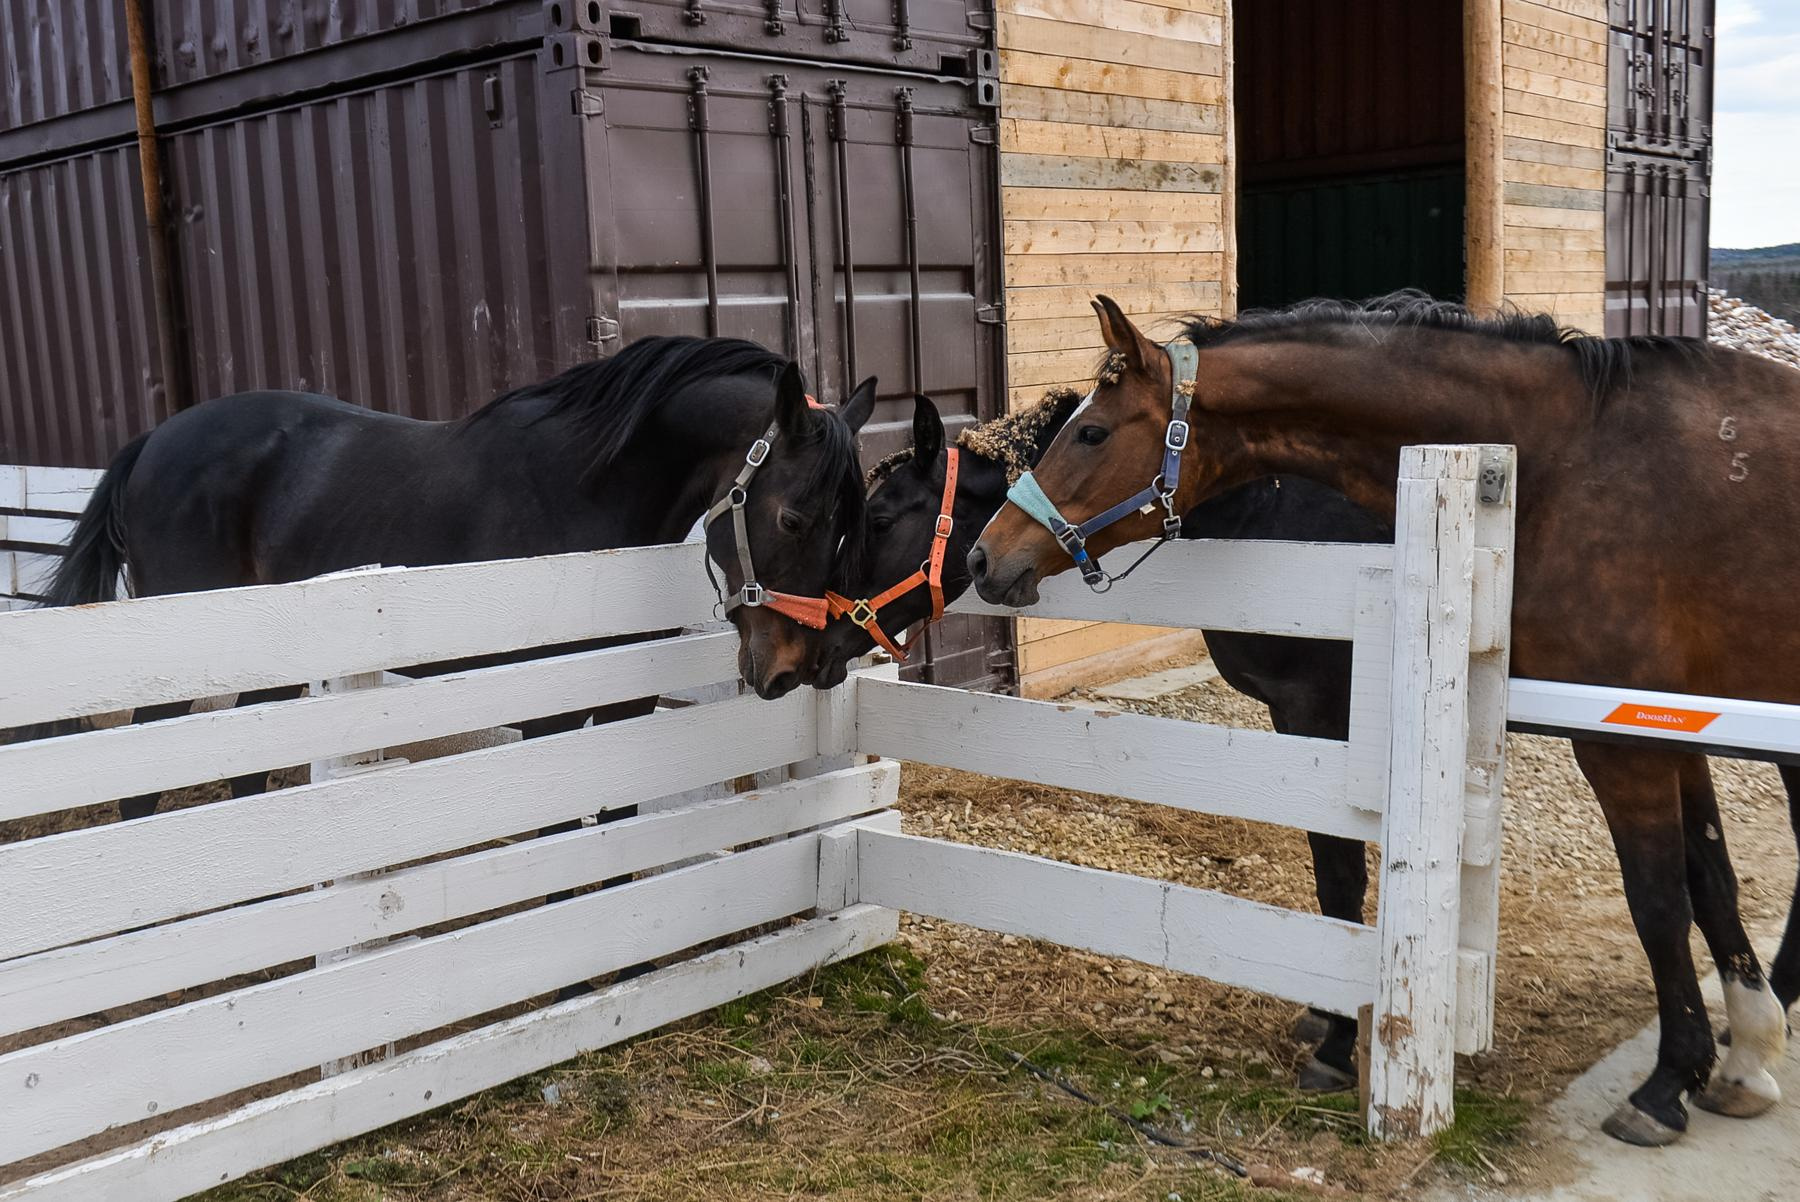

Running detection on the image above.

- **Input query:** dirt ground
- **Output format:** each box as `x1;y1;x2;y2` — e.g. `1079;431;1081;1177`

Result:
136;655;1794;1202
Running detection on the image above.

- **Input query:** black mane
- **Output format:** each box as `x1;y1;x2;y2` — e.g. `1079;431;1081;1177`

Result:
1177;289;1707;401
462;335;791;472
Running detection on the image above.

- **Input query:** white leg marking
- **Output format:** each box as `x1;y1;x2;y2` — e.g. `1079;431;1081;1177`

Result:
1702;977;1785;1117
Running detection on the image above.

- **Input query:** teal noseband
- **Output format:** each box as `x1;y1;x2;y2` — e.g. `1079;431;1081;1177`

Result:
1004;338;1199;592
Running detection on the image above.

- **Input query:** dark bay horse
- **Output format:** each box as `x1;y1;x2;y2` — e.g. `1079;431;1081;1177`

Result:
812;392;1387;1089
969;292;1800;1146
45;336;874;819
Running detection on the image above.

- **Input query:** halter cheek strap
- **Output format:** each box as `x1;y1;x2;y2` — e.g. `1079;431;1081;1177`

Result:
826;446;961;662
702;397;834;630
1002;338;1199;592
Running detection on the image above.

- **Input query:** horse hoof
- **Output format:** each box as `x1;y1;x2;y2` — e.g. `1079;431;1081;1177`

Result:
1291;1010;1332;1043
1718;1021;1793;1047
1697;1070;1780;1118
1297;1055;1356;1093
1601;1101;1685;1147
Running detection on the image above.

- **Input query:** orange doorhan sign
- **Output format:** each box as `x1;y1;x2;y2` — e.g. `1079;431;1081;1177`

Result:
1602;703;1722;734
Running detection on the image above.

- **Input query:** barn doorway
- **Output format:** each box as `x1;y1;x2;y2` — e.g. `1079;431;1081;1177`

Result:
1234;0;1467;310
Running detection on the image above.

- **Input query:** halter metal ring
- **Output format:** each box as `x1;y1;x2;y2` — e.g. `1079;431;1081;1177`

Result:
739;582;766;607
745;438;771;467
847;600;877;627
728;485;749;507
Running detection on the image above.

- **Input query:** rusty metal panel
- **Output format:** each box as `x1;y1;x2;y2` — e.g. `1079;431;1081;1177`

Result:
1605;0;1713;337
165;54;565;415
0;145;163;466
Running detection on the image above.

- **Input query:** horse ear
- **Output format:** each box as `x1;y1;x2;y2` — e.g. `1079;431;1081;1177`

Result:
910;394;944;469
840;376;877;434
1091;294;1158;375
774;361;811;436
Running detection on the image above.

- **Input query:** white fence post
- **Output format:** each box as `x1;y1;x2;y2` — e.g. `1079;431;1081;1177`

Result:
309;672;408;1078
1369;445;1480;1138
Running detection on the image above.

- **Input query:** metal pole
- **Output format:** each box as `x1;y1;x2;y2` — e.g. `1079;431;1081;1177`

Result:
123;0;190;414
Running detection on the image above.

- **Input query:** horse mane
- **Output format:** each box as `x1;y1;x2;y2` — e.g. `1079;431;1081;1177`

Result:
866;387;1086;489
461;335;791;474
1176;289;1709;402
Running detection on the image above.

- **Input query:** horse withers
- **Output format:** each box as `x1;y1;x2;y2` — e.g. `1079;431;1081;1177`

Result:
970;291;1800;1147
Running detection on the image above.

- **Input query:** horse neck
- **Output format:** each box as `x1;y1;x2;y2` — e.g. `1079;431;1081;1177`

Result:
1186;331;1579;518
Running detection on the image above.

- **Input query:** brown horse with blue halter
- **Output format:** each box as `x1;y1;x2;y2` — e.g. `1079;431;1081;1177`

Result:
970;292;1800;1148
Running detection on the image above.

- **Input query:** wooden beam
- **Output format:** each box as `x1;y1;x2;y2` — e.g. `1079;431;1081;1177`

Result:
1465;0;1506;314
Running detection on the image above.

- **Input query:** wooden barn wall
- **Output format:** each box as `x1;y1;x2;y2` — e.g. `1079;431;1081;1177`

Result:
1498;0;1608;332
996;0;1227;696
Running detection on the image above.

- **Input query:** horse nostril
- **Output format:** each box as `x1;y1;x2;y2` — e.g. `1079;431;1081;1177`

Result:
764;670;799;699
967;544;988;582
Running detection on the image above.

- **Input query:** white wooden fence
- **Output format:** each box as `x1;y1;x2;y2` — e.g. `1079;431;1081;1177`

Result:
0;543;899;1201
0;466;100;609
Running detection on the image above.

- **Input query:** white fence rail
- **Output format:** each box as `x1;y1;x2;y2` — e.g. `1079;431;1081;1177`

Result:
0;541;896;1199
0;466;99;609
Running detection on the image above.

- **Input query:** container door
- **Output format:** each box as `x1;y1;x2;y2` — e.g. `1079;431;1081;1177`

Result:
1604;0;1714;336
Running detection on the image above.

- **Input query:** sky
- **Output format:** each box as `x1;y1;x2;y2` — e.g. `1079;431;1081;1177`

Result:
1712;0;1800;248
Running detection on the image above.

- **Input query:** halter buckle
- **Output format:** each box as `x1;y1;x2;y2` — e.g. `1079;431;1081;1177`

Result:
1053;524;1085;553
847;599;877;627
739;582;766;607
934;513;954;539
745;438;771;468
1164;420;1190;451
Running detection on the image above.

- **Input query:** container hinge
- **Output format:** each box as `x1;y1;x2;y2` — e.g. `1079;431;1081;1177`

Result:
764;0;785;35
969;124;997;145
767;73;790;135
894;0;914;50
895;87;915;146
687;66;711;132
966;7;994;31
571;89;604;117
827;80;849;141
975;303;1004;325
483;74;504;127
587;315;621;345
685;1;707;25
825;0;849;43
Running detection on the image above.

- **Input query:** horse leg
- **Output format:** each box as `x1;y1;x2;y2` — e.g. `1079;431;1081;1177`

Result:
1575;741;1715;1146
1767;764;1800;1013
228;685;307;798
118;700;196;820
1677;756;1786;1117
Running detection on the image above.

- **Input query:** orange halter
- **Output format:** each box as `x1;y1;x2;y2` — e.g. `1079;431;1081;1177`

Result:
826;446;960;662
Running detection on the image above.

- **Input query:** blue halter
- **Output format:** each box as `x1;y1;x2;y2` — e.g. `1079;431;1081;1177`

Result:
1005;338;1199;592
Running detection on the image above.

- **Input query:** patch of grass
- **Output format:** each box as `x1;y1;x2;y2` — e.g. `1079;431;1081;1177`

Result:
1432;1087;1529;1169
691;1056;754;1088
815;945;935;1025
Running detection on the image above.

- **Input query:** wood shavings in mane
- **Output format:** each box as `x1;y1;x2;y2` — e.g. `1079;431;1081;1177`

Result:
864;387;1086;489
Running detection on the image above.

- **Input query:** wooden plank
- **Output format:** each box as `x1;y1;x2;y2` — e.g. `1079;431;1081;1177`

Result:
1016;622;1183;675
853;678;1379;842
1001;154;1224;194
1504;247;1605;272
1504;158;1604;191
1466;0;1506;313
1501;18;1607;59
1004;251;1224;287
951;538;1385;638
0;689;817;960
1008;347;1113;388
0;836;826;1166
1000;51;1226;105
1004;218;1224;256
1509;0;1606;21
0;543;718;728
1368;447;1479;1139
4;550;58;596
1344;567;1395;815
1001;187;1223;224
1503;108;1606;149
1501;0;1607;41
0;908;897;1202
1505;269;1605;294
1502;86;1604;129
1503;64;1605;108
858;830;1375;1014
1000;119;1225;165
1015;616;1101;641
1005;315;1111;354
1003;0;1224;45
1503;43;1606;85
0;630;739;821
999;86;1223;136
0;513;75;545
0;465;103;514
1501;201;1604;230
998;14;1223;74
1503;224;1604;250
1018;629;1210;700
1003;280;1221;322
0;764;897;1037
1503;134;1604;169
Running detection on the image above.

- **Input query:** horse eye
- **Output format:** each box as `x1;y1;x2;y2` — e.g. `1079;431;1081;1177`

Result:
778;509;806;535
1077;425;1109;446
870;514;896;535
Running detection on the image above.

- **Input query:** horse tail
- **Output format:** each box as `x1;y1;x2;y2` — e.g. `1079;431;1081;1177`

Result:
42;432;149;609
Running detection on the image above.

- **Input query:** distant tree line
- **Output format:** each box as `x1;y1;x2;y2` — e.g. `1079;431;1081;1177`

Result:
1711;244;1800;323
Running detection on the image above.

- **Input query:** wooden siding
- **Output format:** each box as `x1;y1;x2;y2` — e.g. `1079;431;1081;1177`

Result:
1498;0;1608;332
998;0;1231;692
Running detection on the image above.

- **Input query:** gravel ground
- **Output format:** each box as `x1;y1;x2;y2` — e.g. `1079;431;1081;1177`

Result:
1708;290;1800;369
